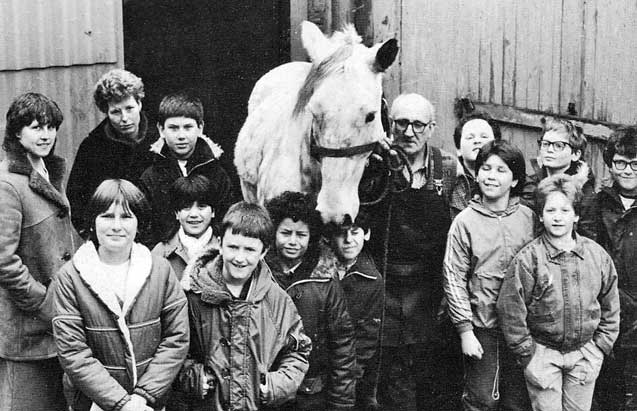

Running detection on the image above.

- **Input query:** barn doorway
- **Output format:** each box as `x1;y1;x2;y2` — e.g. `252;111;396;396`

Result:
123;0;290;183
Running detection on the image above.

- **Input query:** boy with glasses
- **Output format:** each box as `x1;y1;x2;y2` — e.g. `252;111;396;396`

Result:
522;119;595;209
580;127;637;410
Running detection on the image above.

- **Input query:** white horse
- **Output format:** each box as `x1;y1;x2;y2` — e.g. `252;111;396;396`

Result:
234;21;398;224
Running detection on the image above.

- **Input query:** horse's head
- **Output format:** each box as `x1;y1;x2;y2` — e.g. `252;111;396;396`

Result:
295;21;398;224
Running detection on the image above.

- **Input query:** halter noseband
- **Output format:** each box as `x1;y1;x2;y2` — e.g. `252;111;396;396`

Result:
309;123;378;160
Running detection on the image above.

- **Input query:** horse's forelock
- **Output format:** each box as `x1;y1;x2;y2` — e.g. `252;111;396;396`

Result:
293;45;354;117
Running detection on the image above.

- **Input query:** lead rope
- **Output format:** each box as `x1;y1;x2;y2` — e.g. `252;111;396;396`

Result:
492;337;501;401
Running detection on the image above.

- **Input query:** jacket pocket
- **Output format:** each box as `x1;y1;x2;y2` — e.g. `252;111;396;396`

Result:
298;375;324;395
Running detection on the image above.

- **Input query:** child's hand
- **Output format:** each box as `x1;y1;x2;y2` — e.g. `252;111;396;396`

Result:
202;371;215;397
460;330;484;360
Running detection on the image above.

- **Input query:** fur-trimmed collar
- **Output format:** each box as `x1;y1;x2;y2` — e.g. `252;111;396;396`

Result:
149;134;223;162
184;247;273;304
5;150;69;213
266;241;338;287
72;241;152;317
531;158;592;190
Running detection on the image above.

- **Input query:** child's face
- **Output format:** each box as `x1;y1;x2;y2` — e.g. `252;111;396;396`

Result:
95;201;138;257
17;120;57;159
610;154;637;196
159;116;203;160
176;201;213;238
107;96;142;138
275;218;310;266
459;119;495;163
477;154;517;202
541;191;578;240
331;226;369;266
220;229;267;286
539;130;580;171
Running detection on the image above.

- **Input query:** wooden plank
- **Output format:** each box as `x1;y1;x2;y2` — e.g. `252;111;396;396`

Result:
501;1;517;106
290;0;308;61
331;0;352;31
559;0;584;116
473;102;615;141
580;0;598;119
352;0;374;45
371;0;401;100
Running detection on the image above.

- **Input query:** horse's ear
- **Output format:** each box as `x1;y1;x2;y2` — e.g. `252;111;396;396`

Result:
372;38;399;73
301;21;332;63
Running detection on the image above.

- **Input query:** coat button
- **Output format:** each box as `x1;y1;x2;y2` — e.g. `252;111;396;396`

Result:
220;337;229;346
61;252;72;261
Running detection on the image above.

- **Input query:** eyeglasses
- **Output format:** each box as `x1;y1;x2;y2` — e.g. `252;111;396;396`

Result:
613;159;637;171
537;140;572;152
394;119;435;133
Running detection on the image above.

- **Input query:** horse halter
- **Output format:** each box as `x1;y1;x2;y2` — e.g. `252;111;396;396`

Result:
309;123;378;160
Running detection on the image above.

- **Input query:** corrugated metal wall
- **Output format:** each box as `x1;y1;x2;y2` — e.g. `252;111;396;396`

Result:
291;0;637;188
0;0;123;167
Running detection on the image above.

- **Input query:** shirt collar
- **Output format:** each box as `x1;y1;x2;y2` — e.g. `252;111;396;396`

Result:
541;232;585;260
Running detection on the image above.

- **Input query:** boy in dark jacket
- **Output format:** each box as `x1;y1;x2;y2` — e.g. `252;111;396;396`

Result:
498;174;619;411
579;127;637;410
329;213;383;411
265;191;357;411
139;91;234;245
521;118;595;209
176;201;311;411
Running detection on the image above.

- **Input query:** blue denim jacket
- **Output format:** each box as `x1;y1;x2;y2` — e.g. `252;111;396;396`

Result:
497;233;620;359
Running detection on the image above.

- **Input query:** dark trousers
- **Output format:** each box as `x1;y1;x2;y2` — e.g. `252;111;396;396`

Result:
462;328;531;411
593;346;637;411
377;338;463;411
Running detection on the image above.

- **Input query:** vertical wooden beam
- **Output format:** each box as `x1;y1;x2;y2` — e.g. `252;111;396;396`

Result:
352;0;373;46
331;0;352;32
290;1;308;61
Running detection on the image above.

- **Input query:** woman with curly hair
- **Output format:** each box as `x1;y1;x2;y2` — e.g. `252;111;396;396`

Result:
67;69;157;237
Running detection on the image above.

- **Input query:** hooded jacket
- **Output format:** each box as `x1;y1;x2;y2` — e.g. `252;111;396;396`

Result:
0;150;79;360
497;233;619;362
51;241;189;411
266;245;356;410
579;184;637;346
139;136;234;246
179;249;311;411
443;197;536;334
67;114;157;235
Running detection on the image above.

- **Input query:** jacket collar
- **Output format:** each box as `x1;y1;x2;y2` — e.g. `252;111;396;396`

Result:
149;135;223;166
6;150;69;213
541;232;585;260
187;250;273;304
99;112;150;146
161;231;220;265
530;158;592;190
266;242;338;287
344;250;379;280
468;196;521;217
72;241;153;316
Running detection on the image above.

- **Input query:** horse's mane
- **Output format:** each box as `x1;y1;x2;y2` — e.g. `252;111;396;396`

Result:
293;25;362;117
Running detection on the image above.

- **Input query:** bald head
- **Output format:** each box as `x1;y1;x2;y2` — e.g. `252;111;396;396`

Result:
390;93;435;122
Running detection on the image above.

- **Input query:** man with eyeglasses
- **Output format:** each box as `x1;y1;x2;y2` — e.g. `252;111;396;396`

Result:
521;118;595;209
365;93;460;410
579;126;637;411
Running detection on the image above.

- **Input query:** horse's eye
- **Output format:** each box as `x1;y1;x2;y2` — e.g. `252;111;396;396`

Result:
365;112;375;123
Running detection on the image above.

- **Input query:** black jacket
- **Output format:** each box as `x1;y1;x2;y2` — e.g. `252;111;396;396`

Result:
139;137;234;246
267;246;357;410
67;114;157;235
338;251;383;409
